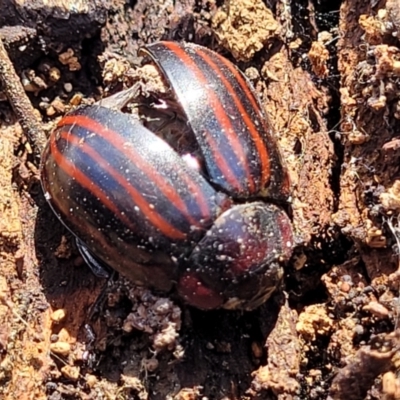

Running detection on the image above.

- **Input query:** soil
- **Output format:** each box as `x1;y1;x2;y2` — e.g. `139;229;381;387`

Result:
1;0;400;399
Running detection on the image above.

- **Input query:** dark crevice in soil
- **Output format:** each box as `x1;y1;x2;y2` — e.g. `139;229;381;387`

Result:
291;0;343;212
291;0;317;40
290;0;343;213
286;235;353;311
175;304;281;397
285;0;354;320
313;0;343;214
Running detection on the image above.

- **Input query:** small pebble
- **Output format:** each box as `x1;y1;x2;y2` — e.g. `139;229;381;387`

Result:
206;342;214;350
51;98;65;114
64;83;73;93
45;381;58;392
382;371;398;396
46;105;56;117
50;341;71;356
69;93;83;106
251;341;263;358
245;66;260;80
142;358;159;372
354;324;364;335
49;67;61;82
57;327;71;343
50;334;59;342
363;301;390;319
85;374;98;388
342;274;352;283
61;365;80;381
59;48;81;71
340;281;351;293
51;309;66;323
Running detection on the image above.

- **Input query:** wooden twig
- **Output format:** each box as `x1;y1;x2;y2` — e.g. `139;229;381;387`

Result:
0;35;46;161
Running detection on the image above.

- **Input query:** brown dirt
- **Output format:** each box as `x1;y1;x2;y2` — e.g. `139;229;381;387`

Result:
1;0;400;399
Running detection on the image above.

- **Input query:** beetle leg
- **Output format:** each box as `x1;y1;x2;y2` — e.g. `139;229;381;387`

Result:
76;238;112;279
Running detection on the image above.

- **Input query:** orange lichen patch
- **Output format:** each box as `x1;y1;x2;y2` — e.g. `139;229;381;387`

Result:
328;317;357;364
359;14;384;45
58;48;81;71
308;41;330;78
60;365;80;381
296;304;333;342
212;0;279;61
365;219;387;248
101;58;130;85
374;45;400;78
380;180;400;211
251;365;300;396
339;87;357;108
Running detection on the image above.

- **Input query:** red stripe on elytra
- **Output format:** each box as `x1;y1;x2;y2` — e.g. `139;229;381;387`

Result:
177;166;214;220
50;133;137;232
201;127;243;191
53;128;187;240
58;114;207;228
162;42;248;194
198;47;271;190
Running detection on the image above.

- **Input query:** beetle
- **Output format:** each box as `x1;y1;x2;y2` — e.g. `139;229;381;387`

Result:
41;41;294;310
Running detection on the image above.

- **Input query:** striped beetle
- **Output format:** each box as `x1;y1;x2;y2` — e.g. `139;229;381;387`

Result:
41;41;294;310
